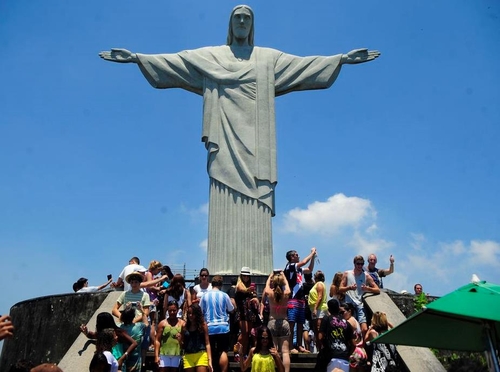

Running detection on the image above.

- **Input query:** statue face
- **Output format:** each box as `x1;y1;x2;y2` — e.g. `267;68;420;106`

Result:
231;7;252;42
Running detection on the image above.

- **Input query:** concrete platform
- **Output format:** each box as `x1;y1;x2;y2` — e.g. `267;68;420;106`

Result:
364;291;446;372
58;291;122;372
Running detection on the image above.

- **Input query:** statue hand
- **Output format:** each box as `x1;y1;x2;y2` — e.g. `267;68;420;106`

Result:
342;48;380;65
99;48;137;63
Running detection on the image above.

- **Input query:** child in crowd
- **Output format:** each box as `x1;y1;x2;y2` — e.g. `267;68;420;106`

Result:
81;312;138;370
120;305;146;371
95;328;119;372
236;326;285;372
89;352;112;372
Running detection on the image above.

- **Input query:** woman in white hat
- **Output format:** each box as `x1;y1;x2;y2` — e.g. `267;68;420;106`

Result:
235;267;253;356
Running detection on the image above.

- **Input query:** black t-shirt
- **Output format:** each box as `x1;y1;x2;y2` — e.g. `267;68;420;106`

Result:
284;262;305;300
319;314;354;361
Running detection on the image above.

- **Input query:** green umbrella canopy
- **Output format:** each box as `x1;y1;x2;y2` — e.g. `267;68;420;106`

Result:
372;281;500;352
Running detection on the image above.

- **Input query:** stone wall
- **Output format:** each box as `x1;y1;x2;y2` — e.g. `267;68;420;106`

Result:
0;291;108;371
385;291;438;317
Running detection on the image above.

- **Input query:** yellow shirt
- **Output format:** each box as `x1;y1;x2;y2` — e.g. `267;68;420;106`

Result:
307;281;328;311
252;353;275;372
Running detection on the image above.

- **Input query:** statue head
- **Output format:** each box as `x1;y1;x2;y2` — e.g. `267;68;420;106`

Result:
227;5;254;46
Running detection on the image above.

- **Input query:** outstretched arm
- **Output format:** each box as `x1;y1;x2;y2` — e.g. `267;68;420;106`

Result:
341;48;380;65
99;48;138;63
97;278;113;291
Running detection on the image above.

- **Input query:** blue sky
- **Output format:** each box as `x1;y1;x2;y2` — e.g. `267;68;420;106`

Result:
1;1;499;317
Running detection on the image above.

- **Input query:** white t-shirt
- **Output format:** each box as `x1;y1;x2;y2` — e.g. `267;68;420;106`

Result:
193;284;212;299
103;350;119;372
77;286;100;293
119;264;144;291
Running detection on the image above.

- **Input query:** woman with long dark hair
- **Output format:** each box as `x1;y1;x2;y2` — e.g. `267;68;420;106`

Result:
164;274;191;320
80;312;138;370
180;303;212;372
95;328;119;372
236;326;284;372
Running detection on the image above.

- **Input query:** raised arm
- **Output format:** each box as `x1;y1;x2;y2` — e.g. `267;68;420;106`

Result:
298;247;317;271
379;255;395;276
99;48;138;63
264;272;274;296
341;48;380;65
282;271;291;297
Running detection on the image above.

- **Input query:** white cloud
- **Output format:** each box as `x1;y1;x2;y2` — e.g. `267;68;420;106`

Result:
388;237;500;296
469;240;500;267
197;203;209;215
282;193;375;235
276;196;500;297
410;233;426;251
180;202;209;220
199;239;208;252
348;231;393;258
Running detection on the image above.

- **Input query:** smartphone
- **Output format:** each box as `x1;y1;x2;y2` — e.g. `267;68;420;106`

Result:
107;274;112;280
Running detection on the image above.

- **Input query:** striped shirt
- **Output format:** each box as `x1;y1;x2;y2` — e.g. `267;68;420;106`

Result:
200;289;234;335
117;290;151;317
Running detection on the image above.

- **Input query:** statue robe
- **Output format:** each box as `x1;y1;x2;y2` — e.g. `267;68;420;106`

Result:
136;46;342;274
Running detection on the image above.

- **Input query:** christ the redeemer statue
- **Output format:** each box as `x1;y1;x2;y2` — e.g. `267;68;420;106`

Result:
99;5;380;275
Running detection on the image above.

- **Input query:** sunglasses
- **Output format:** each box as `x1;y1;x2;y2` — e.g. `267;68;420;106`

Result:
200;274;208;277
355;262;364;266
261;336;269;340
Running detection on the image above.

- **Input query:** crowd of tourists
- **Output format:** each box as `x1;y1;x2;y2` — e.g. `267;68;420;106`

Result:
3;251;437;372
74;251;402;372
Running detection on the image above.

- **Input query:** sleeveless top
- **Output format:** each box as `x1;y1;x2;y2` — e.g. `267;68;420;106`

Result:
252;353;275;372
167;290;186;318
307;282;328;311
160;322;182;356
345;271;366;305
183;328;206;354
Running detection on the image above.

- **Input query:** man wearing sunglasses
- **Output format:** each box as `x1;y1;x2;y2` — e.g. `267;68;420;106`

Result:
340;255;380;337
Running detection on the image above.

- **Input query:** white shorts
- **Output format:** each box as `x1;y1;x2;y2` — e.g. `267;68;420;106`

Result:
159;355;181;368
327;357;349;372
315;309;329;319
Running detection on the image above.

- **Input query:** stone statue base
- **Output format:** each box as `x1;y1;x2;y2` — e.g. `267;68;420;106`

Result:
207;179;273;275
